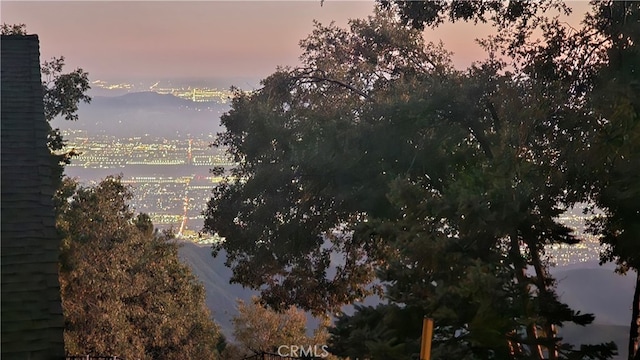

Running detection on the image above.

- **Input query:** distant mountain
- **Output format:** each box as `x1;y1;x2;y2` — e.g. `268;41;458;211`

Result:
560;323;628;359
91;92;193;108
551;265;634;359
552;267;634;326
51;91;229;137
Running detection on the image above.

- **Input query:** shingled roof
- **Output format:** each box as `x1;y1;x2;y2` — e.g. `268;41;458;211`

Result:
1;34;66;359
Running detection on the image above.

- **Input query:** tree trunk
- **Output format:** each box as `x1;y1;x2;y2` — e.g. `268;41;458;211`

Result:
509;232;544;360
629;271;640;360
527;239;559;360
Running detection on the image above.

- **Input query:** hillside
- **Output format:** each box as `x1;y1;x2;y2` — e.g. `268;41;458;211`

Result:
178;242;635;358
51;91;229;137
551;265;634;359
177;241;256;337
560;323;629;359
553;266;634;326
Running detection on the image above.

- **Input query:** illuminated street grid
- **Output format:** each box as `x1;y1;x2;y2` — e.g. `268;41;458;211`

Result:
61;130;232;243
63;130;234;168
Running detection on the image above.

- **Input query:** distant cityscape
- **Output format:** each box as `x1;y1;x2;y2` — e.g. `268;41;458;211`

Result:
549;214;606;266
91;79;251;103
59;81;607;266
62;130;233;244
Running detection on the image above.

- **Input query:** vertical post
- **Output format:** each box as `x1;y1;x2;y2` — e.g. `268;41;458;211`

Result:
420;317;434;360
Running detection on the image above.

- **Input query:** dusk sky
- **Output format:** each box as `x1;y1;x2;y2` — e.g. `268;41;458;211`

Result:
2;1;591;86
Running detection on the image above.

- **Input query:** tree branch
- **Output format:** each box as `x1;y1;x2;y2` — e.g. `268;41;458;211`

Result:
485;99;501;133
293;70;371;100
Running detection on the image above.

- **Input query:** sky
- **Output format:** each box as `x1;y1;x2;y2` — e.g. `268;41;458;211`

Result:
2;1;591;85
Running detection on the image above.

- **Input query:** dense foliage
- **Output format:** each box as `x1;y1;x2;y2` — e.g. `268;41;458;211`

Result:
41;55;91;170
202;6;626;359
198;2;637;358
56;177;222;359
222;296;332;359
583;2;640;357
328;304;423;360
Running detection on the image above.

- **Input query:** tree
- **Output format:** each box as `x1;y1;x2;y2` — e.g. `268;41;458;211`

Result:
231;296;308;357
579;2;640;359
56;176;222;359
205;10;457;314
42;56;91;167
205;8;616;359
344;55;615;359
328;304;422;360
1;23;27;35
224;296;334;360
414;2;640;357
